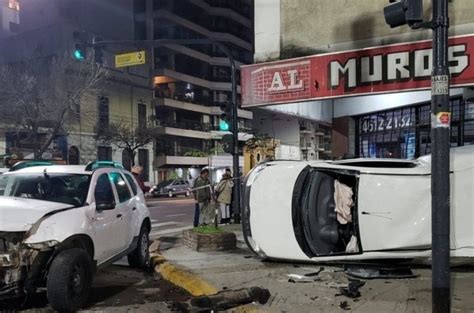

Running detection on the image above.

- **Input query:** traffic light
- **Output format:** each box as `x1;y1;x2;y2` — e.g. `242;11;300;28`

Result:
384;0;423;28
93;36;104;64
221;134;234;154
73;31;87;60
219;102;233;132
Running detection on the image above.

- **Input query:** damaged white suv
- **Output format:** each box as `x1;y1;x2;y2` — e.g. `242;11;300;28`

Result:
0;161;151;311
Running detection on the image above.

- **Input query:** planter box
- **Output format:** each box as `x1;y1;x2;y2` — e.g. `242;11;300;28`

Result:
183;229;237;252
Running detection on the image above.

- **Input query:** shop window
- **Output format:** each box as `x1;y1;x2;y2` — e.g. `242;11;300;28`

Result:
357;97;469;159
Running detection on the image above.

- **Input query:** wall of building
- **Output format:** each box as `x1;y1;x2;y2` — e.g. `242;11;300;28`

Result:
255;0;474;62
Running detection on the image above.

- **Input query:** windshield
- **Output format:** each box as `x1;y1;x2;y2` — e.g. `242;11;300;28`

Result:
0;173;91;207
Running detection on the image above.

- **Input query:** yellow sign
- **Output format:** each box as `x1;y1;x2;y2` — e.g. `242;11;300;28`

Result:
115;51;146;68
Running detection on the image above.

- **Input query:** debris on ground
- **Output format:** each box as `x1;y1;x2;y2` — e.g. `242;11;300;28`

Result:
339;300;351;310
337;280;365;299
287;267;325;283
344;265;418;279
177;287;271;311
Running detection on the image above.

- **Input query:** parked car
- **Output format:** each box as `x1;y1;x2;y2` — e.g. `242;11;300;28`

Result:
150;179;191;197
242;145;474;263
0;161;151;311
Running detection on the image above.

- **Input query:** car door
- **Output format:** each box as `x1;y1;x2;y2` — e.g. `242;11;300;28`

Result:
123;172;142;243
108;171;135;250
92;171;128;263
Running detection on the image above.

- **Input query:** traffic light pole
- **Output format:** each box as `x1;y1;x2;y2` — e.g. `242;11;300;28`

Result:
430;1;451;312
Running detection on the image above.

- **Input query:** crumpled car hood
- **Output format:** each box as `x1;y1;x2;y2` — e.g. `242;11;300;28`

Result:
0;197;73;232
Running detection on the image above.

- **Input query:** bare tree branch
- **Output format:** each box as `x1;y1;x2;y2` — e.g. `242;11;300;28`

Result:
0;52;107;159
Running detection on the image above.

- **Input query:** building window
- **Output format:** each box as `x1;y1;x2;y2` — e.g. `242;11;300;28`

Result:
69;146;80;165
97;96;109;133
97;146;112;161
138;103;147;129
356;97;473;159
8;0;20;11
138;149;149;182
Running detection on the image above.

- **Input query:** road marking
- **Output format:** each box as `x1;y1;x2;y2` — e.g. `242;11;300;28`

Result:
150;226;192;237
166;214;186;218
151;222;181;228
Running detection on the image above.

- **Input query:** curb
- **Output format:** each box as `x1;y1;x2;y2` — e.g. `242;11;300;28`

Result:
150;240;218;297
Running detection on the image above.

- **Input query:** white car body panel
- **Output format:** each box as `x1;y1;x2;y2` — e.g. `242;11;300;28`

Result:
244;146;474;262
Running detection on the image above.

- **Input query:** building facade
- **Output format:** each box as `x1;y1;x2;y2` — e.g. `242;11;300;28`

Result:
0;0;155;183
134;0;254;182
246;0;474;160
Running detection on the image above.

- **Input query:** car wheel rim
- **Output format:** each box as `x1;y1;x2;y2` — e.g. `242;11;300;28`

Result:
186;191;190;197
168;191;172;197
69;264;85;297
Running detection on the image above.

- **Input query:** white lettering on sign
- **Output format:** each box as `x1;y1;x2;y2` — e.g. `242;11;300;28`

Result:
361;115;413;133
330;58;357;89
268;70;304;92
329;44;468;91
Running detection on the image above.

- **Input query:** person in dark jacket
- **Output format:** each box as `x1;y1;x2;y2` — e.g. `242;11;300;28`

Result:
193;169;212;225
132;166;150;193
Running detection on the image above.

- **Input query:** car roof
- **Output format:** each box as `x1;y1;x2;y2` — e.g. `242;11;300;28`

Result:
3;165;131;175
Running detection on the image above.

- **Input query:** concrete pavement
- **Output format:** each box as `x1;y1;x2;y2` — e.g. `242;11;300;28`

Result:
157;225;474;313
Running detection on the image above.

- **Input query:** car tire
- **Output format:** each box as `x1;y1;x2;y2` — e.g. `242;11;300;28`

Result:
127;225;150;269
47;248;93;312
168;190;173;198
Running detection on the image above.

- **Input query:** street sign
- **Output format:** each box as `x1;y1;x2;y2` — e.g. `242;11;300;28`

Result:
115;50;146;68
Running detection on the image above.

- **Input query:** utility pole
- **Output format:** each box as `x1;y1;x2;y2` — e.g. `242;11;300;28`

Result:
430;1;451;312
384;1;451;312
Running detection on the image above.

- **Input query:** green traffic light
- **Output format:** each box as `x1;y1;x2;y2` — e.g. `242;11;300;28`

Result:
219;120;230;131
73;49;85;60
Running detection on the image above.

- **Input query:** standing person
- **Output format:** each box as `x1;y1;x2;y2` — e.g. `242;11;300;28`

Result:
215;173;234;224
225;168;234;222
132;166;150;194
194;169;212;225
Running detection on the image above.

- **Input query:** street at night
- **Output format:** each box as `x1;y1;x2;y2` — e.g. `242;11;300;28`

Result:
1;0;474;312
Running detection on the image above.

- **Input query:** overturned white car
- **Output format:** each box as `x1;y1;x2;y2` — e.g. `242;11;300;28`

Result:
242;146;474;262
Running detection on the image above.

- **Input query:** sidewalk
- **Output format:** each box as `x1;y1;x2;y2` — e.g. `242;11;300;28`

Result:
158;225;474;312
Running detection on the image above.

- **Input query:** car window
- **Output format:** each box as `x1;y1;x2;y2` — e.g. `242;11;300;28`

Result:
124;173;138;195
94;174;115;205
110;172;131;203
0;173;91;207
172;180;179;185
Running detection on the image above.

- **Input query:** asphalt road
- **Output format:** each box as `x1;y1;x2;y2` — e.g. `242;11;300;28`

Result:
8;198;196;312
146;196;196;239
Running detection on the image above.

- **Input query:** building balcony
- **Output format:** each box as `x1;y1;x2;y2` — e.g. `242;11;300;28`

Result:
154;155;208;168
154;68;241;93
152;124;212;140
153;10;252;51
154;97;253;120
189;0;252;28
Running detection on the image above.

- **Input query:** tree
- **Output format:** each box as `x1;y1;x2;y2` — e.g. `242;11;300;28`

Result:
0;53;107;159
95;119;155;168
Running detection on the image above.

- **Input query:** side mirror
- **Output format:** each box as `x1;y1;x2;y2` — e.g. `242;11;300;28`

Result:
96;201;115;211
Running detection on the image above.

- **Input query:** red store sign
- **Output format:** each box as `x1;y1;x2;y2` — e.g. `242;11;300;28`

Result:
241;35;474;107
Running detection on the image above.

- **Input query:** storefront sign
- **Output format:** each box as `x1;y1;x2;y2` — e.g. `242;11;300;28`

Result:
241;35;474;107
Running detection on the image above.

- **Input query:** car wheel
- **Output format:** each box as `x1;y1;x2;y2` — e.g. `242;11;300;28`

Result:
47;248;93;312
168;190;173;198
185;190;191;197
127;225;150;268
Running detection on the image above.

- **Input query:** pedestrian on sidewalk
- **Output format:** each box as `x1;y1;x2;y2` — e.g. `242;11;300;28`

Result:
132;166;150;194
193;168;212;226
215;173;234;224
225;168;234;222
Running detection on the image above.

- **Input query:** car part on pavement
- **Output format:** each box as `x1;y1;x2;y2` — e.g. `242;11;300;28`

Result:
344;265;418;279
